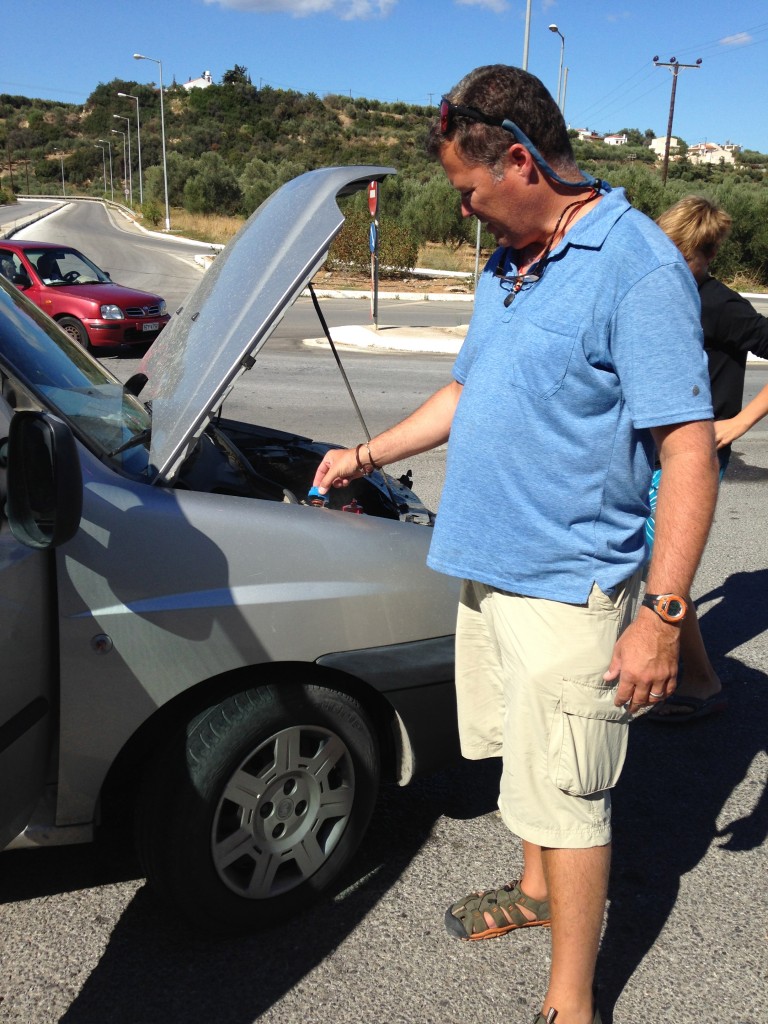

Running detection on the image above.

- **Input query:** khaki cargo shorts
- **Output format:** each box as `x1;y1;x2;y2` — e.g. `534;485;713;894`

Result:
455;575;639;849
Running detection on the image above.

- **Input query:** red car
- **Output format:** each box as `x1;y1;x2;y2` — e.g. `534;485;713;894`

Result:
0;239;170;349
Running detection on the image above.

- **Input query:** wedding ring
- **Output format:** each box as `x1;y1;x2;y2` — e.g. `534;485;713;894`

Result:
650;691;665;699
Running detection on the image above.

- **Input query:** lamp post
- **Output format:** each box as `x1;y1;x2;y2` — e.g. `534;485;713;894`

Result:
653;56;702;186
93;143;107;196
98;138;114;200
57;151;65;196
133;52;170;230
111;128;127;201
521;0;532;70
113;113;133;206
117;91;142;205
548;24;565;110
561;67;569;120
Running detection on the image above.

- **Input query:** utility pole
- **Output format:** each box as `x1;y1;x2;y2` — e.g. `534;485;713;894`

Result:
653;56;702;185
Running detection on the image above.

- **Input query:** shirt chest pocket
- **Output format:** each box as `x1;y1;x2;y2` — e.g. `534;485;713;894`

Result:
503;320;579;399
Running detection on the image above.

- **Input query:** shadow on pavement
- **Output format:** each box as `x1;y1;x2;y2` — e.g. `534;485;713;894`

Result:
46;759;499;1024
597;567;768;1022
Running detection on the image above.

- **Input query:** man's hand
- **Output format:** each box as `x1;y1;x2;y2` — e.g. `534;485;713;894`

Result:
604;609;681;711
311;379;462;496
312;447;363;494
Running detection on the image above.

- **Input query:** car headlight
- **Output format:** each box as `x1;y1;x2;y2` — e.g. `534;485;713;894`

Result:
100;304;124;320
159;300;167;315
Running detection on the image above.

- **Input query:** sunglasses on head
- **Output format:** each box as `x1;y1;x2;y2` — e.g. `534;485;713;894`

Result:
438;96;597;190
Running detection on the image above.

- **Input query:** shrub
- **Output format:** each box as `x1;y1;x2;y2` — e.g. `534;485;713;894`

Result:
142;199;162;227
328;211;418;277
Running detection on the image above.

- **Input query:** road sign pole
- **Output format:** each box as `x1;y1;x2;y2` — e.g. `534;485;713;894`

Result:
368;181;379;329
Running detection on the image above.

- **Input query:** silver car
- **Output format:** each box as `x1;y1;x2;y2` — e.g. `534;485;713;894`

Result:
0;166;459;933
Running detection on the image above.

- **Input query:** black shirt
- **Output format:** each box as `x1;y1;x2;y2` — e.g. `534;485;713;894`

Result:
700;275;768;420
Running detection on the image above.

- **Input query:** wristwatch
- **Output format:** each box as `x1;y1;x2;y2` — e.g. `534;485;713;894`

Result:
642;593;688;624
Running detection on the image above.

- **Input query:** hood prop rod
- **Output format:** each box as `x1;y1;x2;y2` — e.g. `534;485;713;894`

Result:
308;282;400;508
308;282;372;439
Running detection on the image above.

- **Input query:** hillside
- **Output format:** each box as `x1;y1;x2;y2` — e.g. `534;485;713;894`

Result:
2;70;767;283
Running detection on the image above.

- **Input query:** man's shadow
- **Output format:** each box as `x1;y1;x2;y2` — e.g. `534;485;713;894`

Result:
597;569;768;1021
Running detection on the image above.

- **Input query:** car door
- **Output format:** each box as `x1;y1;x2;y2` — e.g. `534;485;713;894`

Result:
0;392;53;849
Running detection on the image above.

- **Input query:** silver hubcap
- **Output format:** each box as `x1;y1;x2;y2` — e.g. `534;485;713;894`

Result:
211;724;355;899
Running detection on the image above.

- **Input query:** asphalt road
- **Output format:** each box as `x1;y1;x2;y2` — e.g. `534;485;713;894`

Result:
0;200;766;1024
0;445;766;1024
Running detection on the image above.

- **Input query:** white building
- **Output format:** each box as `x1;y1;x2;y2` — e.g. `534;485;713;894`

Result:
572;127;603;143
688;141;740;166
649;136;681;159
603;134;628;146
182;71;213;92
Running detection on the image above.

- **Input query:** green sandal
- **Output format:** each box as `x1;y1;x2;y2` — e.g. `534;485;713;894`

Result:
444;880;551;940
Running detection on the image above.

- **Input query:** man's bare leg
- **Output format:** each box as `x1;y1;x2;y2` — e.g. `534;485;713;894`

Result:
520;839;548;902
537;843;610;1024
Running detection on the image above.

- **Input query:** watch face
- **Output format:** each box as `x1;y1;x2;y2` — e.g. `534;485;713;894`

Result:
666;599;684;618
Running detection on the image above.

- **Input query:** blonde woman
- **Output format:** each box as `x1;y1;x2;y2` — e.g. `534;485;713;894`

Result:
648;195;768;721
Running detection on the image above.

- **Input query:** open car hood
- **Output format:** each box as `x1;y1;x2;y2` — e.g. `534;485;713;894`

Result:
141;165;395;485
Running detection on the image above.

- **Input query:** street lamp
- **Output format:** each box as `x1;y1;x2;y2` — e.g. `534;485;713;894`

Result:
98;138;114;200
111;128;127;201
561;67;569;120
548;24;565;111
133;52;170;230
93;143;107;196
117;91;142;205
113;113;133;206
56;151;65;196
522;0;532;70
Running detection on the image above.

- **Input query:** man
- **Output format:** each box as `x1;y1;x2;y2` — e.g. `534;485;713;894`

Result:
647;194;768;722
313;65;718;1024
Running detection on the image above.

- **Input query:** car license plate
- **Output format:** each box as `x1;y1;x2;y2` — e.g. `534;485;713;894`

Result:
142;322;160;333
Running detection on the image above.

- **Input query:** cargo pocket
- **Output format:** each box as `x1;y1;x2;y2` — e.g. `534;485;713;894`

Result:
548;674;631;796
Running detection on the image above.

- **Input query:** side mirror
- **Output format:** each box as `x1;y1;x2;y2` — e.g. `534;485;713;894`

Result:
12;272;31;288
5;412;82;549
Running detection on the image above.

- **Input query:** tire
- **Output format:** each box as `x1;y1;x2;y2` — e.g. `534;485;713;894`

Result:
57;316;90;349
135;682;380;933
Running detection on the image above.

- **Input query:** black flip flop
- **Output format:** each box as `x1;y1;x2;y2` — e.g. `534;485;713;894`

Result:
646;691;728;724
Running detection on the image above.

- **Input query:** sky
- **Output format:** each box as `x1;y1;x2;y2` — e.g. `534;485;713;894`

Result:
2;0;768;153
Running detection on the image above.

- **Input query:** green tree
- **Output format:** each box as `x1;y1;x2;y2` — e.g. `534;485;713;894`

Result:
183;152;242;215
238;157;307;217
617;128;645;146
222;65;251;86
401;173;472;246
143;151;196;207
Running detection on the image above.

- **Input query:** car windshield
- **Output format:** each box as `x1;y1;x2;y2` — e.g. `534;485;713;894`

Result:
28;247;109;286
0;278;152;476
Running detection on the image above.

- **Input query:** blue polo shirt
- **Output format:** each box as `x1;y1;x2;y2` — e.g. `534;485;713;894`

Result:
426;187;712;604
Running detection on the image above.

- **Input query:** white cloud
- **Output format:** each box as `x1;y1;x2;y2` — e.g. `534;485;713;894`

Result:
454;0;511;12
720;32;752;47
205;0;397;16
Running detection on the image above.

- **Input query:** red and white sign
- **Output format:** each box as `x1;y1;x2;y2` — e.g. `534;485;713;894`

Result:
368;180;379;217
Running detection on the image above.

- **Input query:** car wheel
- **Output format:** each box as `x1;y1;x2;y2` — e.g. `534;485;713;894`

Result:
135;681;380;933
57;316;91;349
